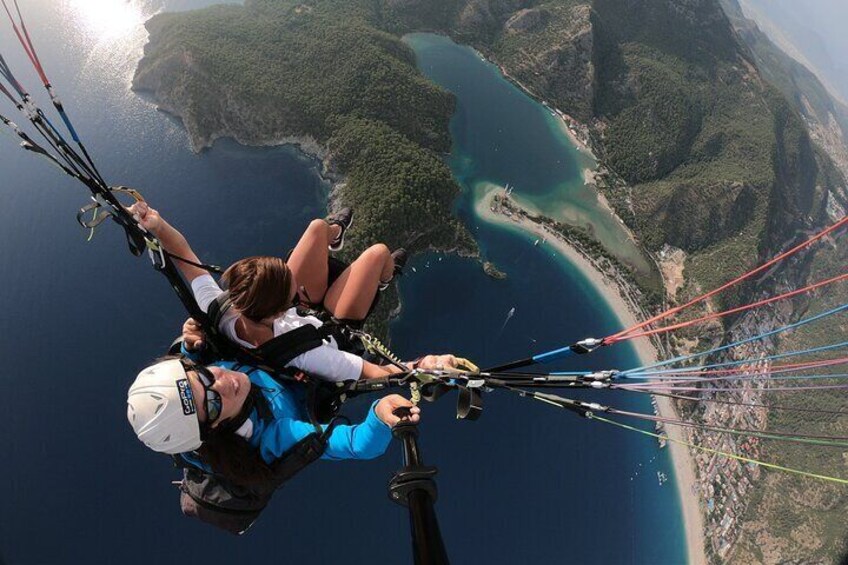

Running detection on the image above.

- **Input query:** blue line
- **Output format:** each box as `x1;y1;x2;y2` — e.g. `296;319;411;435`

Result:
0;54;25;98
532;346;576;364
621;303;848;376
621;340;848;379
40;113;71;146
57;109;80;143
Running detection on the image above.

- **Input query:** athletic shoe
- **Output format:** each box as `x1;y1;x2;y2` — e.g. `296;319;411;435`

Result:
327;207;354;252
379;248;408;291
391;247;408;275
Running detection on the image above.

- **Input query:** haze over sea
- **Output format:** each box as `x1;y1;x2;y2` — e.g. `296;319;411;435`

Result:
0;3;684;563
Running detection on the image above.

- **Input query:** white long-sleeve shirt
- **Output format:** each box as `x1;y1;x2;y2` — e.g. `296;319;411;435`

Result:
191;274;363;382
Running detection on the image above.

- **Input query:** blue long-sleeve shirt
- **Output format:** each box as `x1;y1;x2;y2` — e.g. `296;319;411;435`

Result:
180;358;392;467
237;362;391;462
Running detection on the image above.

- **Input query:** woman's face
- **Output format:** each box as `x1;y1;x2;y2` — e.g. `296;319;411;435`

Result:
187;365;252;427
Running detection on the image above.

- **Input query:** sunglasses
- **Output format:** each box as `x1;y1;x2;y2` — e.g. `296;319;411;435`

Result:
181;360;222;425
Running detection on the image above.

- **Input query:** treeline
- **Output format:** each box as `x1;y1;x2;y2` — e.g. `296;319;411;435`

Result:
142;4;455;151
327;116;474;254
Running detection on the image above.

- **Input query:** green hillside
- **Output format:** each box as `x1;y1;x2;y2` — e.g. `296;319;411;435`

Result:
365;0;844;301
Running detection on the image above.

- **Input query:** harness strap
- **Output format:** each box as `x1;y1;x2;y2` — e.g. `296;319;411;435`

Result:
256;324;334;368
208;293;233;331
208;291;337;369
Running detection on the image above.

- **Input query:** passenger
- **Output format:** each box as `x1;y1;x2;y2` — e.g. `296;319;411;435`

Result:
128;201;459;382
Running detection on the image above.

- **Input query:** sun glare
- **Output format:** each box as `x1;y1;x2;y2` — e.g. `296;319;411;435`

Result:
67;0;146;40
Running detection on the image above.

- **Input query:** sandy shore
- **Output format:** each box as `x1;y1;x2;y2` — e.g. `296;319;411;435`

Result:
475;187;706;565
551;112;595;158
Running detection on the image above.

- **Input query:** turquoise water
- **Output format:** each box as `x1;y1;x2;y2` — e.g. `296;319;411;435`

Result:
0;5;684;564
402;33;652;277
389;33;688;563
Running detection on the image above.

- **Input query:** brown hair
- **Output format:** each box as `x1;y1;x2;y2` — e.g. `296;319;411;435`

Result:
221;256;292;321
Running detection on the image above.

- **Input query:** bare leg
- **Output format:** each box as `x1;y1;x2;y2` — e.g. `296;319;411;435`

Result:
324;244;394;321
286;219;341;304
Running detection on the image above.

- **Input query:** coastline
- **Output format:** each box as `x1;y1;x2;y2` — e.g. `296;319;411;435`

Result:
475;187;706;565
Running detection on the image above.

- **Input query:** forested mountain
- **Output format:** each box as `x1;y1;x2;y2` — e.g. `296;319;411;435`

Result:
137;0;847;295
720;0;848;183
375;0;845;296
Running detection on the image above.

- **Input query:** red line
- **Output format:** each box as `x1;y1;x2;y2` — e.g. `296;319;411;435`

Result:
619;272;848;341
13;0;47;83
1;0;48;86
0;81;17;104
617;383;848;393
604;215;848;344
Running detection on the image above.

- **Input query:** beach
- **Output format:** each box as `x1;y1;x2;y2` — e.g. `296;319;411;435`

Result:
475;187;707;565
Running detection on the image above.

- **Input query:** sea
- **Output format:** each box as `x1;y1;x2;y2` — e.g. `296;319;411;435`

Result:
0;3;685;564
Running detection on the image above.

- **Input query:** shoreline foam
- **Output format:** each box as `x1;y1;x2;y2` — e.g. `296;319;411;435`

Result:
475;187;706;565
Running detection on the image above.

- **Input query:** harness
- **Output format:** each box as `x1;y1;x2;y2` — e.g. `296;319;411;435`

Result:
207;292;343;368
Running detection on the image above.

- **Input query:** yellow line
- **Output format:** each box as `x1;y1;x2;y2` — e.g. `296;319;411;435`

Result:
591;414;848;486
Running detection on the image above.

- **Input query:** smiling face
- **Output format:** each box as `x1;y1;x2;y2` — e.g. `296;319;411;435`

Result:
187;365;252;428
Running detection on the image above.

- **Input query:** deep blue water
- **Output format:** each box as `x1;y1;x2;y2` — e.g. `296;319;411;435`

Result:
0;5;683;564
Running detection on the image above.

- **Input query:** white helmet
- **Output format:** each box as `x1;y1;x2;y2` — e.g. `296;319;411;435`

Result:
127;359;202;454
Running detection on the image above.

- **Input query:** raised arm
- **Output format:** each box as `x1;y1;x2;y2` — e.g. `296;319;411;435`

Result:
129;201;207;282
